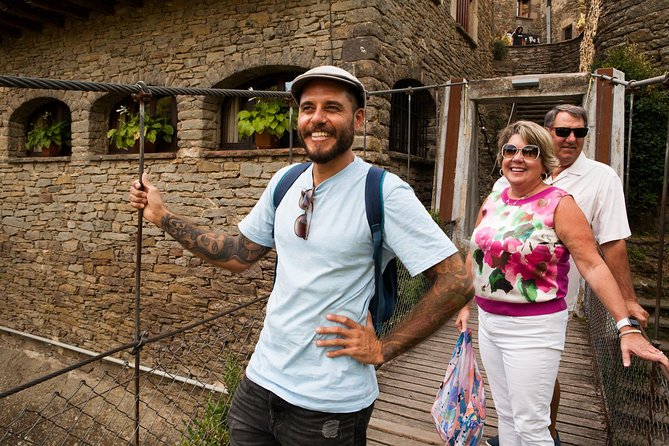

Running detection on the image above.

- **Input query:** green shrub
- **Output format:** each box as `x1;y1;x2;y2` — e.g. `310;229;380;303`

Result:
592;45;669;221
492;37;509;61
180;354;242;446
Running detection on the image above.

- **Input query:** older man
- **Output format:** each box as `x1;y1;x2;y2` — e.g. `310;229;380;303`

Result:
485;104;648;446
129;65;473;445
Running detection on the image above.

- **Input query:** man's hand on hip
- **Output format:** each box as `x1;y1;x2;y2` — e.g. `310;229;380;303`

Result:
315;312;384;365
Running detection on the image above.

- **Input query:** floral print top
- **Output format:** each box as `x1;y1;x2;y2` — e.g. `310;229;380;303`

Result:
470;187;571;316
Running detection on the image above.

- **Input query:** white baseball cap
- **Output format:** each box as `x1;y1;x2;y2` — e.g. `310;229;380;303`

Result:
290;65;366;109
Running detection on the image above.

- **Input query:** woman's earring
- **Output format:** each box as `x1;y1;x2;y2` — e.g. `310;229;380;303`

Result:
499;168;504;177
541;172;549;181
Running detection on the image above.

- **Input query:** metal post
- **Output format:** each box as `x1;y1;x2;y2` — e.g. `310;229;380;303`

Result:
289;98;294;165
363;102;367;161
132;82;151;446
655;114;669;341
624;92;634;201
406;90;412;180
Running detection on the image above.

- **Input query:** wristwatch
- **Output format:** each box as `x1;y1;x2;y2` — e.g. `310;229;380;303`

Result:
616;317;640;332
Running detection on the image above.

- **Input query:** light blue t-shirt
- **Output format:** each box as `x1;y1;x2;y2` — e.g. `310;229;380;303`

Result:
238;156;458;412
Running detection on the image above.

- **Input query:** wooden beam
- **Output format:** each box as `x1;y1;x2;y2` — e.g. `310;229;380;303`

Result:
0;12;43;32
439;78;464;222
64;0;115;15
0;0;65;27
25;0;90;20
0;24;21;38
594;68;614;165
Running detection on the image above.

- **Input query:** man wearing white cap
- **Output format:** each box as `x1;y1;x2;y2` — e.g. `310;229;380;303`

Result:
129;65;473;445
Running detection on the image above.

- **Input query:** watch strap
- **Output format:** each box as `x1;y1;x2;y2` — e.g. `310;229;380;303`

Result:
615;318;632;332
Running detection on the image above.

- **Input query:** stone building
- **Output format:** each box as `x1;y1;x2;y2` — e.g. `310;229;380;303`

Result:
0;0;494;353
594;0;669;69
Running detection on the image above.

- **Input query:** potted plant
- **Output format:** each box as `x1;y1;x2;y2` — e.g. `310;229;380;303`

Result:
26;111;71;156
237;97;296;149
107;106;175;151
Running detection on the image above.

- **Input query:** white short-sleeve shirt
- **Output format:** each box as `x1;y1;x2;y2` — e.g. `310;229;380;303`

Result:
239;156;458;412
494;152;630;308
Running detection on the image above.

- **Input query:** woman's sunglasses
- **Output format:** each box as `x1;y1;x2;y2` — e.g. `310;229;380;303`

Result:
553;127;588;138
294;188;314;240
501;144;541;160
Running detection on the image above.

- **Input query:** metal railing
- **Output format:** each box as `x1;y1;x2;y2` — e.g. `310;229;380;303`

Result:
0;298;265;446
584;287;669;445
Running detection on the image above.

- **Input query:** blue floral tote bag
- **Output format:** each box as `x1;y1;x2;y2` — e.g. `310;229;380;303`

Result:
431;328;486;445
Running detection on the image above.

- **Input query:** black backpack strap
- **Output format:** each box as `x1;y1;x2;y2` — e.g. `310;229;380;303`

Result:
365;166;386;335
273;162;312;209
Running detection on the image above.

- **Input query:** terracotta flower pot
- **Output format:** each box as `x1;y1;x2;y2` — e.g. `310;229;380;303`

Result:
254;132;279;149
41;144;61;157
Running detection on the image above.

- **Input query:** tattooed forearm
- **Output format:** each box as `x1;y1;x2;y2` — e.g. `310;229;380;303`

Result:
160;213;270;267
381;253;473;363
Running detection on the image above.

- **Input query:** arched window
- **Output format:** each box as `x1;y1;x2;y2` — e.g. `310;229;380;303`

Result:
107;95;177;154
25;101;72;157
219;71;301;150
388;80;436;158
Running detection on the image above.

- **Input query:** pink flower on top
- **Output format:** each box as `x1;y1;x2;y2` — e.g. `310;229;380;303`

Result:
474;226;496;252
504;244;559;293
528;197;557;227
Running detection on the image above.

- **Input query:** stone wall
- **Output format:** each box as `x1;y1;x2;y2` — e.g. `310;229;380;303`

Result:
491;0;545;41
594;0;669;69
0;0;493;354
492;34;582;76
550;0;586;43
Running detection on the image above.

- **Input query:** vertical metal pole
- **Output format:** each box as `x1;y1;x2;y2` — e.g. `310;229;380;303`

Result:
406;91;412;180
363;101;367;161
289;98;294;165
624;92;634;202
434;89;439;162
655;114;669;341
134;91;146;446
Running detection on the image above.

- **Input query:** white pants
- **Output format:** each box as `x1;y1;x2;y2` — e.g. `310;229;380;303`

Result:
478;308;568;446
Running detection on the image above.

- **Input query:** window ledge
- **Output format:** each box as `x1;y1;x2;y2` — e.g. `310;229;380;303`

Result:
388;151;435;165
200;147;307;159
7;155;71;164
90;152;178;161
454;24;478;48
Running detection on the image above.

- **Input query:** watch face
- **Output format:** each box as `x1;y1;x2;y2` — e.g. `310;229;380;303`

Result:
630;317;640;328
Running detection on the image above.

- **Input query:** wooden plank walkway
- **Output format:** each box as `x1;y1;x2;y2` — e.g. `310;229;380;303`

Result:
369;307;609;445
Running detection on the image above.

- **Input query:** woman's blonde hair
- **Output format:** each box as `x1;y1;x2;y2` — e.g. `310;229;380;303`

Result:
496;120;559;174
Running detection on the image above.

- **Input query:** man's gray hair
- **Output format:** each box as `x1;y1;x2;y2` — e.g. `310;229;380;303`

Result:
544;104;588;128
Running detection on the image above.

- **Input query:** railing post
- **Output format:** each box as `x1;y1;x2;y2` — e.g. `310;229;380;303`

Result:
132;81;152;446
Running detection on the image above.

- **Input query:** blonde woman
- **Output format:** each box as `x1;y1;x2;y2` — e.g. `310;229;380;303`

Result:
456;121;668;446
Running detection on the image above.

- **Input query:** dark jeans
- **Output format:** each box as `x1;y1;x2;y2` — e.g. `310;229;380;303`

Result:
228;376;374;446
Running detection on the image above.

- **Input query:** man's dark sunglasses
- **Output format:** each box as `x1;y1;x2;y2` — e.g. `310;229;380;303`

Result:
294;188;314;240
553;127;588;138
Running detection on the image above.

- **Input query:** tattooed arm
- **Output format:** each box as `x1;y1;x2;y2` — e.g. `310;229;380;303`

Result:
129;173;270;272
379;253;473;363
160;213;270;272
315;252;474;365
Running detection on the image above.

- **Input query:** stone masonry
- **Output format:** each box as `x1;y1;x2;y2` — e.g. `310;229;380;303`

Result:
0;0;494;356
594;0;669;70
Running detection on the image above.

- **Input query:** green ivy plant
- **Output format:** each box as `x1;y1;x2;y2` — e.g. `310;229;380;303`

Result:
107;106;174;150
26;111;71;152
237;97;296;139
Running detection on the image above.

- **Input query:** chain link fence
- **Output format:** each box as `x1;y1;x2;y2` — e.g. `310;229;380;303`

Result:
0;299;264;446
584;287;669;446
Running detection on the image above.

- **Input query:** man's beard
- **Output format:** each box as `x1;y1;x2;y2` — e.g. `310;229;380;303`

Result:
298;121;355;164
